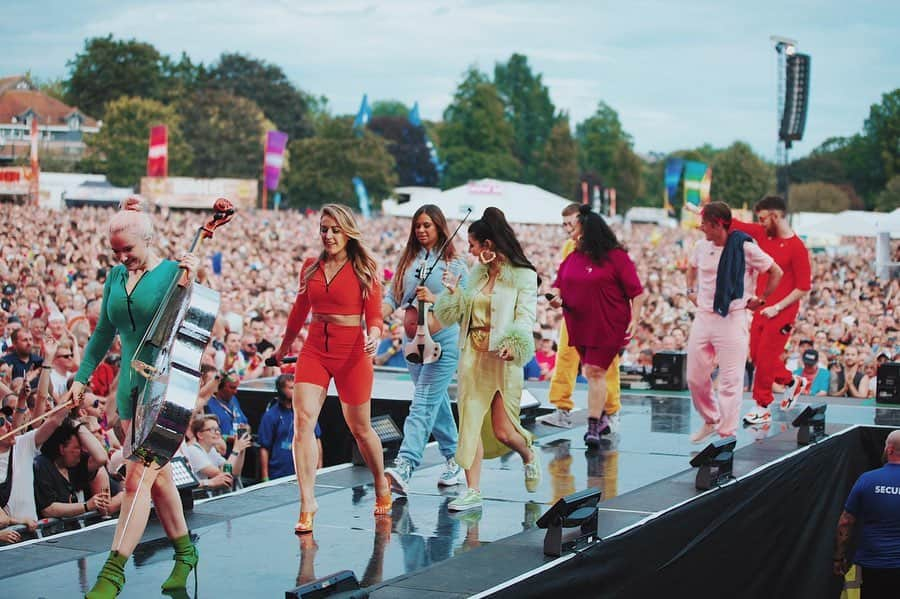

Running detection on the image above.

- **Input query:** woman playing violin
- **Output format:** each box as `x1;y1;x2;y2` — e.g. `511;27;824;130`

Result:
382;204;468;494
71;196;200;598
274;204;391;534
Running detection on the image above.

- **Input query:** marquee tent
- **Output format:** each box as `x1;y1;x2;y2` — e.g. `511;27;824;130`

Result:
381;179;572;224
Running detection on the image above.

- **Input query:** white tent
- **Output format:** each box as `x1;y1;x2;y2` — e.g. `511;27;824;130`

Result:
381;179;572;224
793;209;900;239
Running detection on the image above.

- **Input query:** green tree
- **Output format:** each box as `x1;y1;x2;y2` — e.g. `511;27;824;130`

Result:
534;118;579;199
874;175;900;212
205;53;314;141
176;89;268;179
283;116;397;209
160;52;205;105
85;96;192;186
864;89;900;186
710;141;774;208
371;100;409;118
787;182;852;212
65;35;169;118
367;116;438;186
440;67;520;188
494;54;556;183
609;141;645;210
576;101;631;176
637;158;665;208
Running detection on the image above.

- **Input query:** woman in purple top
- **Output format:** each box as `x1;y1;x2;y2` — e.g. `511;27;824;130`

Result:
548;205;646;446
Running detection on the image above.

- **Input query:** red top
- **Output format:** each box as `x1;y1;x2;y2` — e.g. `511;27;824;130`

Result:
283;258;382;345
731;219;811;319
554;249;644;348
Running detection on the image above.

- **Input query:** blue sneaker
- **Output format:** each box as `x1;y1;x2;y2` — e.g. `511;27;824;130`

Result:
385;457;413;495
437;457;464;487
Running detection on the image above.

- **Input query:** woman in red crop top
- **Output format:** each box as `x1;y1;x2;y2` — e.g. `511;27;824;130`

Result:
274;204;391;534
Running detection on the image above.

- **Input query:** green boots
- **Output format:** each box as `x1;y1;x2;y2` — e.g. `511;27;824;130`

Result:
84;536;197;598
85;551;128;599
160;534;199;592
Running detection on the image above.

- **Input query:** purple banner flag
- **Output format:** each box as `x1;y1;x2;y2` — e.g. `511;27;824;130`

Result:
264;130;289;190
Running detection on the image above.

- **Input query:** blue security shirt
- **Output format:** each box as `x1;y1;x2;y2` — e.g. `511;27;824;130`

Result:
205;396;248;437
376;338;408;368
257;402;296;479
844;462;900;568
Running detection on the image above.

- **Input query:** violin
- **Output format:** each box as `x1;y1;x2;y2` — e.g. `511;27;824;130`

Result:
404;209;472;364
127;198;235;466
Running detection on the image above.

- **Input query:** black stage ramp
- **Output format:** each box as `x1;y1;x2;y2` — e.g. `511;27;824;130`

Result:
1;392;895;598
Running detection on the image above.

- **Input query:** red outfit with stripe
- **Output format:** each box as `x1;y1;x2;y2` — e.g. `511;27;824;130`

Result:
731;219;812;408
284;258;382;405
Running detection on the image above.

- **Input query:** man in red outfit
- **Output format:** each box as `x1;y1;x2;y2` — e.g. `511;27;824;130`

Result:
731;196;811;425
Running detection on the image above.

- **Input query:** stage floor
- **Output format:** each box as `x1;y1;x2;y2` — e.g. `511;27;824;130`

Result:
2;388;897;598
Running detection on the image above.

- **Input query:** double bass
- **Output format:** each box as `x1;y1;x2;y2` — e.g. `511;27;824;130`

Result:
127;199;235;466
403;208;471;364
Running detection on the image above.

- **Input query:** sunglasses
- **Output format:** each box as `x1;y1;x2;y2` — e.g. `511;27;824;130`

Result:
0;415;11;427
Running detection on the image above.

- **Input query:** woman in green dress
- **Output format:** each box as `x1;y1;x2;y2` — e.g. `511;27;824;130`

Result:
426;207;541;512
71;197;200;598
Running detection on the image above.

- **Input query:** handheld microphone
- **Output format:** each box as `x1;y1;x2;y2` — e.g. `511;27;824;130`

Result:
264;356;298;367
544;293;569;311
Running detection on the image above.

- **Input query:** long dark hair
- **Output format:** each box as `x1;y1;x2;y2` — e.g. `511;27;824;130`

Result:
392;204;457;304
577;204;624;264
468;207;536;272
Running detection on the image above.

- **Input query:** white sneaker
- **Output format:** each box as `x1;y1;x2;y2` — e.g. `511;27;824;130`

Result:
780;375;808;410
523;447;541;493
437;457;464;487
743;406;772;426
690;422;718;445
606;412;620;435
539;409;573;429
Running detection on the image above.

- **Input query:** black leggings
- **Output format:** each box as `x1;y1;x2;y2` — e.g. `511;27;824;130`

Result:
862;566;900;599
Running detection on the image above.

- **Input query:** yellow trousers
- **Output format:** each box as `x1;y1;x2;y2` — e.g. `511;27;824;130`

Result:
548;322;620;414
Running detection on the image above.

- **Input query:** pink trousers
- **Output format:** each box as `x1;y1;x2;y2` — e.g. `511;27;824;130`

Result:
686;309;749;437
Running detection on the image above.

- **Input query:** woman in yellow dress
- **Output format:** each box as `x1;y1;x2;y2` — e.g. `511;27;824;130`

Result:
425;207;540;512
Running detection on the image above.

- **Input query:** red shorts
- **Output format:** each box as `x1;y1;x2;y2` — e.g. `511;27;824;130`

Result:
576;345;619;370
295;322;373;406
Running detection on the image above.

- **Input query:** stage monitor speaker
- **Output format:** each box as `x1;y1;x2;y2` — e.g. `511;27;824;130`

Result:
779;53;811;145
285;570;364;599
876;362;900;404
651;351;688;391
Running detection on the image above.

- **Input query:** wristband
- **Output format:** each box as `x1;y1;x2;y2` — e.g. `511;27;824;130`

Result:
686;288;695;294
83;502;89;514
41;365;52;370
16;406;28;414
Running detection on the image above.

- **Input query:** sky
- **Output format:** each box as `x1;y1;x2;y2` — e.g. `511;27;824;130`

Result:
3;0;898;160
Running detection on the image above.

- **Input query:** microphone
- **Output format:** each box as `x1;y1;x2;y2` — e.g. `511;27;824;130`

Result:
264;356;298;367
544;293;570;311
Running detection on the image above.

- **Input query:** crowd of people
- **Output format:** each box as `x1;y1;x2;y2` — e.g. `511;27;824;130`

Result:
1;199;897;554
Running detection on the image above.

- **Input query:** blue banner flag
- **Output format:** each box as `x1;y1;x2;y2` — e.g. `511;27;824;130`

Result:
353;94;372;134
409;101;422;127
664;158;684;215
352;176;371;219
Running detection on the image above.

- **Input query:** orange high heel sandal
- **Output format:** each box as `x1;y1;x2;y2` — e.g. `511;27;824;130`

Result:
374;477;393;515
295;511;316;535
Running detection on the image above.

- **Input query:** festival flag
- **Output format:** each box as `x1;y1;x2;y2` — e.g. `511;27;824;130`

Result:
682;160;708;209
352;176;371;219
409;101;422;127
264;130;289;190
663;158;684;216
147;125;168;177
353;94;372;134
700;166;713;205
29;116;40;205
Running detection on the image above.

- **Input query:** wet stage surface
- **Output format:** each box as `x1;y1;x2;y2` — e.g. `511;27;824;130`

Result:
2;386;897;598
